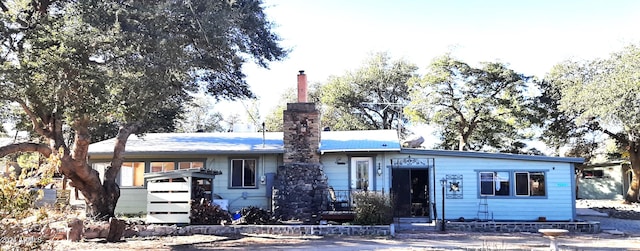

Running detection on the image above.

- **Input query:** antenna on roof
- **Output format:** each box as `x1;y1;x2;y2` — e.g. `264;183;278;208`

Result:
262;122;265;147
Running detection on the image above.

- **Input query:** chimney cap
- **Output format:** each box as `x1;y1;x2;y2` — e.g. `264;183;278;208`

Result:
299;70;305;74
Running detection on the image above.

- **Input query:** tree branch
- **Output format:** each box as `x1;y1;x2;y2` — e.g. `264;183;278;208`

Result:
589;122;629;145
0;142;52;158
70;117;91;163
104;123;140;182
13;99;51;138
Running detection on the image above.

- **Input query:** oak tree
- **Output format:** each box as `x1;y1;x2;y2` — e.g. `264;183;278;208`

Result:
319;52;418;132
548;44;640;202
407;55;531;151
0;0;286;219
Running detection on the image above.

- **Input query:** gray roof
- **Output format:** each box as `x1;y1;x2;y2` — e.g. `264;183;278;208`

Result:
88;130;582;164
88;129;401;157
400;148;584;164
88;132;286;156
320;130;400;153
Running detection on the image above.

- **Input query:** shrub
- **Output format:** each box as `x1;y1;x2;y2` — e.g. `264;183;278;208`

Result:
1;152;60;250
190;199;231;225
239;206;275;225
352;191;393;225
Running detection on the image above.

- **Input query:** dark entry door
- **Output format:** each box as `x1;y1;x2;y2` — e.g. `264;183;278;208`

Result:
392;168;430;218
392;168;411;217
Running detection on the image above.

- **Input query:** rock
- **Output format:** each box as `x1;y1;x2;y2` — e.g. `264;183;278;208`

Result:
402;136;424;148
67;218;84;241
106;217;126;242
84;223;109;239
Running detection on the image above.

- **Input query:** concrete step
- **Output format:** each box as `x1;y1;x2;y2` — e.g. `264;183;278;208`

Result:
395;217;431;223
396;223;437;231
395;218;436;231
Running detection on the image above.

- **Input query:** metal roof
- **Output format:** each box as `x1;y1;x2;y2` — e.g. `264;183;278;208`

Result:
319;130;401;153
87;130;582;164
88;129;401;157
400;148;584;164
88;132;285;156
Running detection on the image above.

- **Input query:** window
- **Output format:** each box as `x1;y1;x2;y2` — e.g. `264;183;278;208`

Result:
479;171;547;197
582;170;604;179
352;158;373;191
515;172;546;196
120;162;145;187
179;161;204;170
231;159;256;188
479;172;510;196
151;162;175;172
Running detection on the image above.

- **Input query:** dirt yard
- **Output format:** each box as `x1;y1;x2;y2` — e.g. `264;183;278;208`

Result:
48;231;640;251
26;199;640;250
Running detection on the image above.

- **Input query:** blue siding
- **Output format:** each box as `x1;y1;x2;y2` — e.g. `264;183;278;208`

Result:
209;154;280;212
383;153;575;221
321;153;389;193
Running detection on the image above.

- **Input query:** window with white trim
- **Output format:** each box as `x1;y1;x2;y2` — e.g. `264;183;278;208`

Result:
479;171;510;196
230;159;256;188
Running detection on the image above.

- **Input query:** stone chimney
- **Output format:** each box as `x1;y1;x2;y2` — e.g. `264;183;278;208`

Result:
273;71;327;223
282;71;320;164
297;70;308;102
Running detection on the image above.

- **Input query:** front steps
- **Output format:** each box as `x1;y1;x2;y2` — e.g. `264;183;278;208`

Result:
394;217;436;231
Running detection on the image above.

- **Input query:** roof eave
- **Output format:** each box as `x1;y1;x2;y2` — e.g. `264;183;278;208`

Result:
88;149;284;159
400;148;585;164
320;148;401;154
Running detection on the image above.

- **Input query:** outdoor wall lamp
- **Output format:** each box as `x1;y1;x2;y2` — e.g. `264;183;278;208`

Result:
376;163;382;176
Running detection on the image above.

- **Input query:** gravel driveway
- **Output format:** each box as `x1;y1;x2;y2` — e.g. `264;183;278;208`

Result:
577;199;640;235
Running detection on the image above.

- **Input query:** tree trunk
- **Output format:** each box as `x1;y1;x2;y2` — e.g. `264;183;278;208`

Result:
624;141;640;203
458;130;471;151
61;151;118;220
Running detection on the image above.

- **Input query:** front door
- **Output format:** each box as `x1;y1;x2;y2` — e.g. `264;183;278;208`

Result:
351;157;373;191
392;168;430;218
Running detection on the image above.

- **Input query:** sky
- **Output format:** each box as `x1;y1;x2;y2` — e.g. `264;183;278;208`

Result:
216;0;640;149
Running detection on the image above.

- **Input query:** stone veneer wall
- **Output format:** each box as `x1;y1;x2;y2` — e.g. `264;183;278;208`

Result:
444;221;600;234
274;102;328;223
282;103;320;164
272;163;328;223
129;224;393;237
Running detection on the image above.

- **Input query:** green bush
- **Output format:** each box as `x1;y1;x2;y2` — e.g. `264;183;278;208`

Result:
1;152;59;250
352;191;393;225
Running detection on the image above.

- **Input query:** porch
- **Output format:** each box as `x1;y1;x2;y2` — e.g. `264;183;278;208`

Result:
320;189;407;223
320;188;356;222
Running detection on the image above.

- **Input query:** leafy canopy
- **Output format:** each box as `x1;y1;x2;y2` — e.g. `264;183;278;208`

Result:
0;0;287;136
406;54;531;151
0;0;287;218
319;52;418;132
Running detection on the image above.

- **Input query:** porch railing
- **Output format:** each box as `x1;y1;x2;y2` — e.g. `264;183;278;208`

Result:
324;189;386;211
326;189;352;211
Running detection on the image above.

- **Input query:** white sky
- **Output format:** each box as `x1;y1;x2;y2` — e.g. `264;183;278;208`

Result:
219;0;640;121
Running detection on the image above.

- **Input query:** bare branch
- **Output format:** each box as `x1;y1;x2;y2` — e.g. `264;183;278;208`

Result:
0;142;52;158
13;99;50;137
104;123;141;181
70;117;91;162
589;122;629;145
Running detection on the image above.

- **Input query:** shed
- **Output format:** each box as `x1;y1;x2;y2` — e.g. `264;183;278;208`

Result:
144;168;221;224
